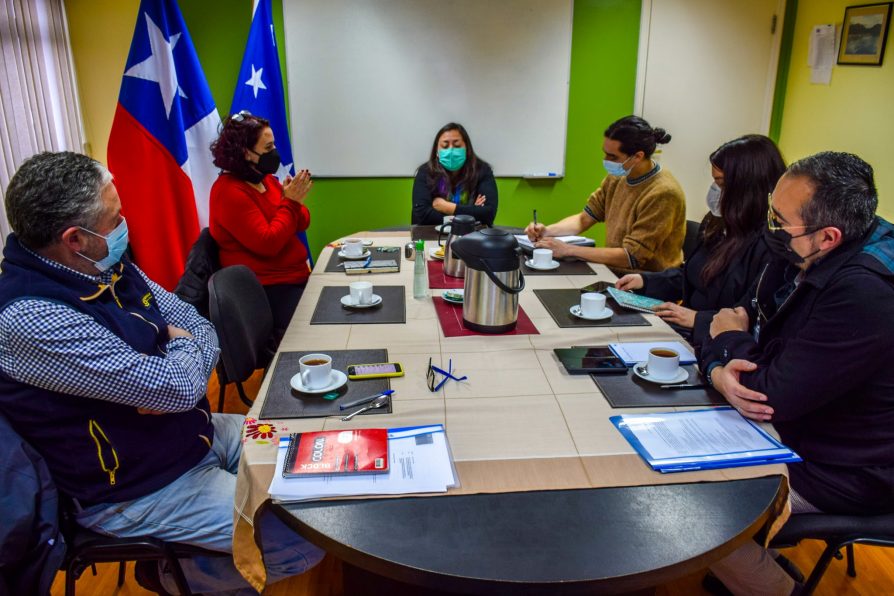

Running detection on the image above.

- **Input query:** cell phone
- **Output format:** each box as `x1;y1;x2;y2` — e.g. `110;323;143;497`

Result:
346;362;405;380
553;347;627;375
580;281;612;294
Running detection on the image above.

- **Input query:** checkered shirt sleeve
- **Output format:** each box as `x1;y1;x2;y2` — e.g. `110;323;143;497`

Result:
0;269;220;413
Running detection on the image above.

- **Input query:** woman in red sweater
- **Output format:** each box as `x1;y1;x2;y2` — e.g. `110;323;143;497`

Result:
209;111;312;342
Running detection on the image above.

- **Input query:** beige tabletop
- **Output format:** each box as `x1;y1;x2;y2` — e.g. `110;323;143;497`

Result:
233;231;787;591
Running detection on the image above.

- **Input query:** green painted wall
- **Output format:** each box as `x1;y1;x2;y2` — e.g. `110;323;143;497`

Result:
152;1;640;260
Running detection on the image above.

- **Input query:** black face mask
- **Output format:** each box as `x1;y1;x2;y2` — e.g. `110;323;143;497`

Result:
763;226;821;265
244;148;281;182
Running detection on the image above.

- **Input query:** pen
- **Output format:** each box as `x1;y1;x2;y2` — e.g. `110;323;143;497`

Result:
533;209;538;226
660;384;708;390
338;389;395;410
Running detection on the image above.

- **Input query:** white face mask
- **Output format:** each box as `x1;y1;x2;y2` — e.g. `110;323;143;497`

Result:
706;183;722;217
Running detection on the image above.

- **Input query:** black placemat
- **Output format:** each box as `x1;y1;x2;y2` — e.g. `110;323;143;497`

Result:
534;289;650;327
310;286;406;324
259;350;393;419
323;246;403;273
520;256;595;275
591;365;726;408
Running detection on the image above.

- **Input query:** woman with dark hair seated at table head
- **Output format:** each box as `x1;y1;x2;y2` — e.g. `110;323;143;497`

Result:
412;122;498;226
616;134;786;344
209;111;313;344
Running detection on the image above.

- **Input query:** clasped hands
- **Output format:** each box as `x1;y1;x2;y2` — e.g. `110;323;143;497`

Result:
283;169;313;204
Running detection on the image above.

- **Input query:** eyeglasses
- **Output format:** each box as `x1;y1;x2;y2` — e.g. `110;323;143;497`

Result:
766;193;816;233
231;110;252;122
426;357;468;392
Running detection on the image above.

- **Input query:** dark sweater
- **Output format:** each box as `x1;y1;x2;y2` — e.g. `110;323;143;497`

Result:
0;236;213;505
699;218;894;514
640;218;769;346
412;162;498;226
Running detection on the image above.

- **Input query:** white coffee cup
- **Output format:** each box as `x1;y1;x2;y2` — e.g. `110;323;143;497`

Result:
646;348;680;381
349;281;373;306
343;238;364;257
580;292;606;318
442;215;455;227
532;248;553;267
299;353;333;389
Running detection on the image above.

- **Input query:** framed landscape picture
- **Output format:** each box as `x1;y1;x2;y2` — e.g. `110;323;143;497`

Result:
838;2;892;65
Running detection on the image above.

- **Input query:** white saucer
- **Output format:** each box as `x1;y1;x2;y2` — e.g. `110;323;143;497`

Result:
429;247;445;260
442;289;464;304
524;259;560;271
569;304;613;321
632;363;689;385
290;369;348;394
338;249;371;260
340;294;383;309
434;224;445;233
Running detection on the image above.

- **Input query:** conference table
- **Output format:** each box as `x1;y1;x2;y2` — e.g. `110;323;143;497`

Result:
233;228;788;595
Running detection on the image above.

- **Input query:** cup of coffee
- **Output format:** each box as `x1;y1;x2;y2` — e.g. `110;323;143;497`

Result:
580;292;606;317
299;353;332;389
349;281;373;306
442;215;455;227
647;348;680;381
343;238;364;257
532;248;553;267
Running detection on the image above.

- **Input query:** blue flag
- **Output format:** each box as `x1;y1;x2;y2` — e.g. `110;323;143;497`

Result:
231;0;313;266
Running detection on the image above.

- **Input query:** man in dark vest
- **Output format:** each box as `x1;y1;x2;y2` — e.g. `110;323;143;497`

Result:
0;152;322;594
700;152;894;594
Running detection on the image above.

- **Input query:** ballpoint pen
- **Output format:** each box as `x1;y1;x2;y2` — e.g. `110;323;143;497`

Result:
533;209;538;226
338;389;395;410
660;384;708;390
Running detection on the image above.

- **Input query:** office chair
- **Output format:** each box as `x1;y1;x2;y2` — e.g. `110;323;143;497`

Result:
682;219;701;262
174;228;220;320
61;513;229;596
207;265;275;412
769;511;894;595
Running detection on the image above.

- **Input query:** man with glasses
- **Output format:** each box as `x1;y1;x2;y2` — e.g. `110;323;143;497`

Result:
697;152;894;594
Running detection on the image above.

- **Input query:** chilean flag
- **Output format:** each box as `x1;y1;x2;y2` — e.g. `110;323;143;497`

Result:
108;0;221;290
231;0;313;266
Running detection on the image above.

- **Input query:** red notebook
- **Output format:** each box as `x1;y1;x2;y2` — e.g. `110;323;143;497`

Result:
282;429;389;477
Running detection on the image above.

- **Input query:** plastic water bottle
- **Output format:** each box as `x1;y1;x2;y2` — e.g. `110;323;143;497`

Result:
413;239;427;299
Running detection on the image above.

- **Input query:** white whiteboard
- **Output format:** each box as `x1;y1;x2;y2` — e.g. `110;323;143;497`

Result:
282;0;573;177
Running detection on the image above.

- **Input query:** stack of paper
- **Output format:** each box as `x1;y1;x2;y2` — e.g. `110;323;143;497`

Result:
514;235;594;250
610;407;801;473
608;341;697;365
269;424;457;501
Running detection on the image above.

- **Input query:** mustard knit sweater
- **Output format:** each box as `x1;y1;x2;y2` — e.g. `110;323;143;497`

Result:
584;167;686;273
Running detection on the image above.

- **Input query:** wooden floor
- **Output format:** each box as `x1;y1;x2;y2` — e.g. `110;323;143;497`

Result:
51;370;894;595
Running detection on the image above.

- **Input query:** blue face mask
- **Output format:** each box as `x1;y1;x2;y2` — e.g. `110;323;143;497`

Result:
438;147;467;172
78;217;129;272
603;155;633;177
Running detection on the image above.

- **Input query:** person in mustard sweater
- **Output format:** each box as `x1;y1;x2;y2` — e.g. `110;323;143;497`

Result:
525;116;686;273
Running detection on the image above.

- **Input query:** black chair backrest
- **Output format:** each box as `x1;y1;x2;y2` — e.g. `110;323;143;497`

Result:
208;265;274;385
683;219;701;262
174;228;220;319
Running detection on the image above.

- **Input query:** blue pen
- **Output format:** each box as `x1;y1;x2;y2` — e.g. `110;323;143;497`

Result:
339;389;395;410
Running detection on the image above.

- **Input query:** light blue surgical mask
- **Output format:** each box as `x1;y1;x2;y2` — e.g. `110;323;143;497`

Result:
78;217;129;272
438;147;467;172
603;155;633;177
706;183;722;217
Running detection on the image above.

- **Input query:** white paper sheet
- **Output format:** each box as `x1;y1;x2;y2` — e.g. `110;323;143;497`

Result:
608;341;697;365
514;235;591;249
808;24;836;85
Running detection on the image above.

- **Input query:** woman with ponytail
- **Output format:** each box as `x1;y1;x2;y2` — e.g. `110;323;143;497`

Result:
525;115;686;273
616;134;786;343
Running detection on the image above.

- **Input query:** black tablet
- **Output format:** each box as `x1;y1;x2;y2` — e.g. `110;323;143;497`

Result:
553;347;627;375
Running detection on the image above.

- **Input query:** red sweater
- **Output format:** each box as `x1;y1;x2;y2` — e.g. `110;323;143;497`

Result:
209;173;311;285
